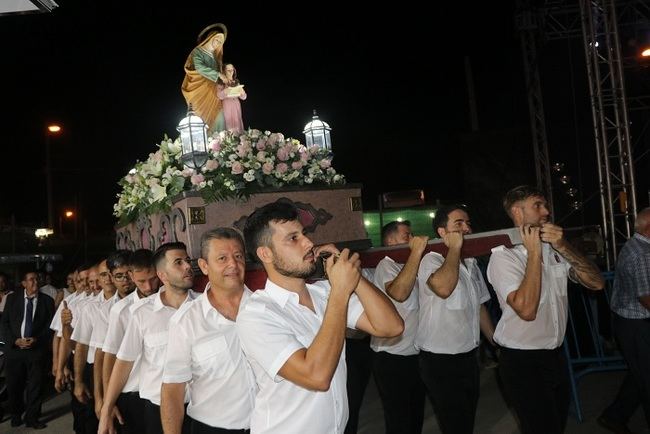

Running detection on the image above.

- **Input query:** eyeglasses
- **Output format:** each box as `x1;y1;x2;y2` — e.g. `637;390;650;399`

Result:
112;273;131;281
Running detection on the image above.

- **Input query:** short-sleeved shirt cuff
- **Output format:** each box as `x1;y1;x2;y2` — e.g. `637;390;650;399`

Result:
102;344;118;355
116;350;138;362
162;371;192;384
269;342;304;382
347;297;364;329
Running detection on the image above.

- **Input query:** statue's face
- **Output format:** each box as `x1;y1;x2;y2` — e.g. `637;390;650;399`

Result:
225;64;235;79
210;33;225;50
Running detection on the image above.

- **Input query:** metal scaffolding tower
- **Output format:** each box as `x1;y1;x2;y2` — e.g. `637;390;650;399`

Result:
518;0;646;269
580;0;638;269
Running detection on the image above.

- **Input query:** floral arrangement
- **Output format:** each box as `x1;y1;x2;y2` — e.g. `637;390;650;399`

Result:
113;129;345;224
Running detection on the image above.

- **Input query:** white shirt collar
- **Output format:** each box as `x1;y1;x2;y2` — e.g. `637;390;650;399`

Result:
264;279;299;308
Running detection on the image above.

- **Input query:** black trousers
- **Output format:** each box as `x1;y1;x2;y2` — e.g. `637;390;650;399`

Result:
66;355;85;434
144;400;191;434
373;351;425;434
419;349;479;434
116;391;147;433
190;417;250;434
498;347;570;434
602;314;650;427
6;348;46;423
344;335;373;434
81;362;98;434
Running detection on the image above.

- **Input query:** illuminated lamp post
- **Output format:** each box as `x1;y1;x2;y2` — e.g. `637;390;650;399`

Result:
46;124;61;231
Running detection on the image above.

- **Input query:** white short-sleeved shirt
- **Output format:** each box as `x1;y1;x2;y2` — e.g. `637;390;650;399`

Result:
163;286;256;429
487;243;572;350
89;293;120;349
416;252;490;354
117;287;196;405
236;279;365;434
71;292;103;364
102;290;145;393
50;291;81;333
371;257;419;356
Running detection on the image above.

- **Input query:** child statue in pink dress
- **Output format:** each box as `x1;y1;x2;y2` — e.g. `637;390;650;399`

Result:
217;63;247;132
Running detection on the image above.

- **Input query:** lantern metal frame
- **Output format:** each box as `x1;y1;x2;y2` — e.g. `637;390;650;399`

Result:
177;104;209;170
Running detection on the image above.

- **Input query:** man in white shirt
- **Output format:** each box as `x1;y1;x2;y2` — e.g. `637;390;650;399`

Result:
70;263;105;433
90;251;133;418
162;228;256;434
237;201;404;434
371;220;428;434
487;185;604;434
101;249;159;434
99;242;196;434
417;205;495;434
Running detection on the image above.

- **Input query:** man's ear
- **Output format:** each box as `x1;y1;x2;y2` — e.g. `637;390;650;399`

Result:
198;258;209;276
510;205;523;225
156;269;166;285
256;246;273;264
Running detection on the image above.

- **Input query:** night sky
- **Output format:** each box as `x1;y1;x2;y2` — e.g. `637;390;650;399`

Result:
2;1;646;238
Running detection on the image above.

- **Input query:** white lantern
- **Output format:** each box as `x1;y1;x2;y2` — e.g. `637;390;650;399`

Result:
303;110;332;151
177;104;209;170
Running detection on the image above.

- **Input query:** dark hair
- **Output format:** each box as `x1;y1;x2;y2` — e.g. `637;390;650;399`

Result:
107;250;132;272
76;262;94;273
152;242;187;270
244;201;299;262
200;227;245;260
21;270;38;281
503;185;546;218
380;220;411;247
129;249;155;270
432;204;468;237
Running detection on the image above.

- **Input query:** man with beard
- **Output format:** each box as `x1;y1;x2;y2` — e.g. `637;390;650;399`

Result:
162;228;256;434
238;201;403;434
101;249;160;433
487;185;604;434
417;206;495;434
99;243;196;434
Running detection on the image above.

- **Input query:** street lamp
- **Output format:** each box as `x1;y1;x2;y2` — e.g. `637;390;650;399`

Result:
45;124;61;230
177;105;209;170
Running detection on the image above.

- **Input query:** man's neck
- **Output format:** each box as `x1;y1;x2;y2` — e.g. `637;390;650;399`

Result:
102;288;116;300
208;285;244;319
160;286;189;309
267;271;315;311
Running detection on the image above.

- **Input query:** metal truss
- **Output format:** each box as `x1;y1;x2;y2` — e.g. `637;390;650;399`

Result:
579;0;638;268
518;0;645;269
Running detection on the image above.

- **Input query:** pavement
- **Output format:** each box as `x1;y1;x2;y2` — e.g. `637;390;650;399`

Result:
0;365;647;433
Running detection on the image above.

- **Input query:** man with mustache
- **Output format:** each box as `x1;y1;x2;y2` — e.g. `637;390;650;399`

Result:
238;201;404;434
161;228;256;434
99;243;196;434
487;185;605;434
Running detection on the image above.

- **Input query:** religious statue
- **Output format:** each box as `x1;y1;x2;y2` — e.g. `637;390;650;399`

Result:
181;23;229;134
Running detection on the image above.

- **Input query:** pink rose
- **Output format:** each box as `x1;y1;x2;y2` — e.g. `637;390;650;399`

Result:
190;174;205;185
256;137;267;150
210;138;222;152
276;163;288;174
277;148;289;161
204;159;219;171
292;161;304;170
319;159;331;169
262;162;274;175
231;162;244;175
